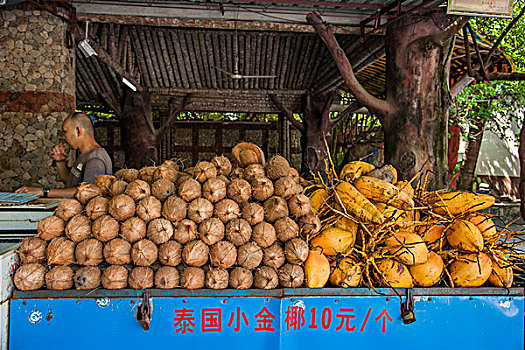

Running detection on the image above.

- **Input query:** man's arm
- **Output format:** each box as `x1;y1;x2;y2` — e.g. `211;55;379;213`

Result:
15;186;77;198
50;144;70;184
55;160;70;184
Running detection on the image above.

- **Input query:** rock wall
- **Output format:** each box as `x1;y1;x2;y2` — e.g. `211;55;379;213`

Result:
0;9;75;191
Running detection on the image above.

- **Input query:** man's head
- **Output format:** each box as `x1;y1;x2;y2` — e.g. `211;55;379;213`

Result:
61;112;95;149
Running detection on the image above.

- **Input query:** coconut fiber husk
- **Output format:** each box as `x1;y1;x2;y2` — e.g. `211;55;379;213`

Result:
279;263;304;288
251;176;274;202
289;167;300;183
102;265;128;289
180;267;205;289
103;238;132;265
125;180;151;201
298;213;322;236
136;196;162;222
274;176;300;200
92;215;119;242
214;199;240;223
263;197;289;223
138;166;158;184
115;168;139;182
210;241;237;268
65;214;92;242
227;179;251;204
212;155;232;176
151;178;176;201
232;142;265;168
229;267;253;289
188;198;214;223
75;238;103;266
288;194;312;218
94;175;116;196
18;237;47;264
202;178;227;203
45;265;74;290
74;266;101;290
216;175;230;185
14;263;46;291
131;239;158;266
182;240;209;267
205;267;229;289
85;196;109;220
173;219;198;244
162;196;188;222
155;266;180;289
265;155;291;180
225;218;252;246
154;164;179;182
37;215;64;241
193;161;217;183
274;217;299;242
252;222;277;248
254;266;279;289
158;240;183;266
108;194;136;221
237;242;263;269
47;237;75;265
244;164;266;182
176;173;192;187
241;203;264;226
263;243;285;269
230;168;245;179
55;199;83;222
75;183;102;205
147;218;174;244
284;238;309;265
121;217;147;243
129;266;154;289
198;218;225;245
109;180;128;197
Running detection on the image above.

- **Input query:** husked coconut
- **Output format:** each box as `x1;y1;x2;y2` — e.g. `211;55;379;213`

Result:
129;267;154;289
216;175;230;185
125;180;151;201
232;142;265;168
265;155;291;180
65;214;91;242
182;240;209;267
263;196;288;222
151;178;176;201
18;237;47;263
288;194;312;218
205;268;229;289
229;267;253;289
47;237;75;265
230;168;245;179
38;215;64;241
198;218;225;245
202;178;227;203
74;266;101;290
180;267;205;289
103;238;132;265
162;196;187;221
45;265;74;290
136;196;162;222
254;266;279;289
121;217;147;243
225;218;252;246
158;240;183;266
75;238;103;266
85;196;109;220
138;166;158;184
210;241;237;268
109;180;128;197
94;175;116;196
263;243;285;269
227;179;251;204
237;242;263;269
55;199;82;221
252;222;277;248
193;161;217;183
274;217;299;242
75;183;102;205
131;239;158;266
114;168;139;182
274;176;300;200
102;265;128;289
241;203;264;226
244;164;266;182
279;263;304;288
92;215;119;242
178;179;202;202
284;238;309;265
108;194;136;221
155;266;180;289
298;213;322;236
154;164;179;182
251;176;274;201
147;218;174;244
212;155;232;176
184;167;195;175
188;198;214;223
14;263;46;291
289;167;300;183
173;219;198;244
214;199;240;223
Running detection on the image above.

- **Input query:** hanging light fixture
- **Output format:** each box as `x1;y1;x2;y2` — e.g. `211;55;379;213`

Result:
78;21;97;57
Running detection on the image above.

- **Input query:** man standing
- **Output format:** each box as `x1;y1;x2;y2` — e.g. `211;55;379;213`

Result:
16;112;112;198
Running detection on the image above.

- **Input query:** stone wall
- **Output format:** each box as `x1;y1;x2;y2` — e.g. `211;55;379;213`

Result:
0;9;75;191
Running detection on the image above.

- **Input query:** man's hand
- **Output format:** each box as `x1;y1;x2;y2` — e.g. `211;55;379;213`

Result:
50;143;67;162
15;186;43;196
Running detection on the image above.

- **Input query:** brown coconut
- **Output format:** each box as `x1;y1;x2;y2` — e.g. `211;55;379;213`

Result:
103;238;132;265
374;259;414;288
173;219;198;244
102;265;128;289
147;218;174;244
121;217;147;243
74;266;101;290
274;217;299;242
263;243;285;269
45;265;74;290
252;222;277;248
298;213;322;236
265;155;291;180
94;175;116;196
193;161;217;183
408;251;444;287
251;176;274;201
232;142;265;168
384;231;428;266
108;194;136;221
210;241;237;268
288;194;312;218
181;267;205;289
154;164;179;182
129;266;154;289
109;180;128;197
284;238;309;265
216;175;231;185
138;166;158;184
244;164;266;182
205;268;229;289
184;167;195;175
75;183;102;205
227;179;252;204
18;237;47;263
212;155;232;176
125;180;151;201
158;240;183;266
330;258;362;288
92;215;119;242
85;196;109;221
55;199;82;221
47;237;75;265
115;168;139;182
65;214;91;242
229;267;253;289
289;167;300;183
225;218;252;246
131;239;158;266
162;196;188;222
450;252;492;287
230;167;245;179
254;266;279;289
263;196;289;223
37;215;64;241
274;176;300;200
151;178;176;201
241;203;264;226
188;198;214;224
446;219;484;252
202;178;227;203
179;178;203;203
237;242;263;269
198;218;225;245
155;266;180;289
14;263;46;291
136;196;162;222
182;240;209;267
279;263;304;288
214;199;240;223
75;238;103;266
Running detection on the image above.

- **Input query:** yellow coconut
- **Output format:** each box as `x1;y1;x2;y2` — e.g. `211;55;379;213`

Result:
394;181;414;199
374;259;413;288
418;224;447;247
339;161;375;182
488;257;513;288
423;190;495;215
384;231;428;265
329;258;362;287
408;252;444;287
304;250;330;288
469;213;499;243
334;215;358;232
310;227;356;256
449;252;492;287
446;219;484;252
309;188;330;215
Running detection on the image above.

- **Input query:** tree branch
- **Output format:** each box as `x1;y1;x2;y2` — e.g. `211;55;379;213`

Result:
100;91;122;116
156;94;191;140
430;16;471;47
450;73;475;97
307;14;391;117
330;100;362;127
466;24;488;80
484;72;525;81
320;90;337;131
269;94;305;132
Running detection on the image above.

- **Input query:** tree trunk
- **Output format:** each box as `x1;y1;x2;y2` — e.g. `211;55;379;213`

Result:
457;118;485;191
382;13;454;189
121;88;158;168
448;120;461;188
519;119;525;219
